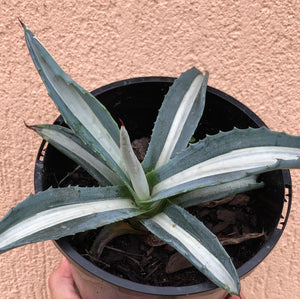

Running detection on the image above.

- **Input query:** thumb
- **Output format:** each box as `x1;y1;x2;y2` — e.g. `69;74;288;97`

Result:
48;257;81;299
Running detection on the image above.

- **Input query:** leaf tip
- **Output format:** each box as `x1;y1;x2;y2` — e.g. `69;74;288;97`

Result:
17;18;27;30
24;121;32;129
119;118;125;127
17;17;24;27
24;121;39;132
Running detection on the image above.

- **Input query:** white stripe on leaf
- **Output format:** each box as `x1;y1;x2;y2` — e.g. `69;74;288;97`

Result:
40;127;122;185
25;27;122;170
155;74;204;169
0;198;134;250
41;72;121;165
153;146;299;195
150;212;239;294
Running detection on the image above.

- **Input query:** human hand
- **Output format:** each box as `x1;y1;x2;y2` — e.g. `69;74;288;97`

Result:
48;257;81;299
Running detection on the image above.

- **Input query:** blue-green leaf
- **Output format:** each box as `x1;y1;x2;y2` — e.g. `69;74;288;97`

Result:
148;128;300;202
120;125;150;202
22;24;128;184
0;186;141;254
31;124;122;186
141;205;240;295
173;175;264;208
143;68;208;172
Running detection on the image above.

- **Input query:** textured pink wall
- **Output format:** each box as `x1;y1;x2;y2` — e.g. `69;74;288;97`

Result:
0;1;299;298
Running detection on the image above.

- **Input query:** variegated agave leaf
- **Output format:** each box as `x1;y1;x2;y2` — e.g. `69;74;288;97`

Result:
21;23;129;185
147;128;300;203
30;124;122;186
0;186;142;254
120;124;150;204
143;67;208;172
173;175;264;208
141;205;240;295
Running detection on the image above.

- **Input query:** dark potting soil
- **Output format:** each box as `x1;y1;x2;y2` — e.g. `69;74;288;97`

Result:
59;154;266;287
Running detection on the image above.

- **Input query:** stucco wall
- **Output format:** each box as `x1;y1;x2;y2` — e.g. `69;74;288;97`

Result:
0;1;299;298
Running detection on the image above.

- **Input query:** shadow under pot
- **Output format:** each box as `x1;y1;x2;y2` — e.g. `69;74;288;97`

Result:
34;77;292;298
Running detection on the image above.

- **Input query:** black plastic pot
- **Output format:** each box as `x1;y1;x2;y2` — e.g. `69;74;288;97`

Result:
34;77;292;298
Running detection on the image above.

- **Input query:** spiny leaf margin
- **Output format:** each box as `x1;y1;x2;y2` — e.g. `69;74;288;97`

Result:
22;23;129;184
146;128;300;202
0;186;142;254
141;204;240;295
30;124;122;186
143;67;208;172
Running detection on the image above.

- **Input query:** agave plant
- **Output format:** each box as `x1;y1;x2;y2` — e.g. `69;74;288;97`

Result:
0;23;299;296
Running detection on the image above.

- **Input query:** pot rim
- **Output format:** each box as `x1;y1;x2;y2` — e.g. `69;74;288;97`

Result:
34;76;292;296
